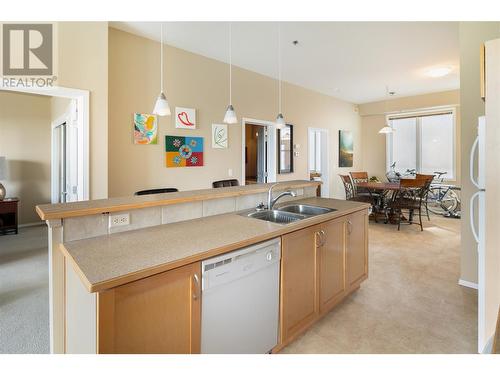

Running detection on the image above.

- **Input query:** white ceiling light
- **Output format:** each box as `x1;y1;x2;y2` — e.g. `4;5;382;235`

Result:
426;66;453;78
275;25;286;130
223;23;238;124
153;23;171;116
378;126;394;134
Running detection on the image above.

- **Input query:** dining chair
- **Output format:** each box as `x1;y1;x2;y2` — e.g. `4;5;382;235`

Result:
388;178;427;231
212;179;240;188
415;174;435;220
339;174;377;219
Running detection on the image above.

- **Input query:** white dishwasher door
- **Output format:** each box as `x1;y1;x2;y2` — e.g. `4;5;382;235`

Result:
201;238;281;354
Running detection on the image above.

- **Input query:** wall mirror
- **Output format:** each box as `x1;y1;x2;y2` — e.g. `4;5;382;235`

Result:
278;124;293;174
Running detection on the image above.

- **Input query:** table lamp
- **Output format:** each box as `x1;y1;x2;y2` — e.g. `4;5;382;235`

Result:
0;156;6;200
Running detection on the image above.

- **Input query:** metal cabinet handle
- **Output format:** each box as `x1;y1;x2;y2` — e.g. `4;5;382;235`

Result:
347;220;353;235
192;273;200;300
320;230;326;246
315;231;322;247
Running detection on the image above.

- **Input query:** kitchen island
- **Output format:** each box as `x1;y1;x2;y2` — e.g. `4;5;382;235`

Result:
37;181;369;353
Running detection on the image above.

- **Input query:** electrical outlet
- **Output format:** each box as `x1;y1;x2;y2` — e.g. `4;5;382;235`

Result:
228;168;233;177
109;213;130;228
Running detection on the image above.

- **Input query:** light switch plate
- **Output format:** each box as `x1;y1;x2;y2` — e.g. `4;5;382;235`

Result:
109;213;130;228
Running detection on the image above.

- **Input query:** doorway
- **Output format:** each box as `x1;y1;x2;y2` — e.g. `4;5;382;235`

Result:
245;124;267;184
308;127;330;197
241;118;277;186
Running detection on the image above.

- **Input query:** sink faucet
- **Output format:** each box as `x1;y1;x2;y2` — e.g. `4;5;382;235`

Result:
267;183;297;210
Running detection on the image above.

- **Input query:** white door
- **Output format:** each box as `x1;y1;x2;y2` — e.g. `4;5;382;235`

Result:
51;100;79;203
308;128;330;197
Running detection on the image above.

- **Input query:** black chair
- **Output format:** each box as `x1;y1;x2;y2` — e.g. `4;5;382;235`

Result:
134;188;179;196
212;179;239;188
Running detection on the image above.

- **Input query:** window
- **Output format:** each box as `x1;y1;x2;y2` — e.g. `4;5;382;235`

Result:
387;111;455;179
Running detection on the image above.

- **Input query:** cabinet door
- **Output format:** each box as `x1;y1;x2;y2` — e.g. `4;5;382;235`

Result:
319;218;346;314
97;262;201;354
280;225;319;343
346;210;368;291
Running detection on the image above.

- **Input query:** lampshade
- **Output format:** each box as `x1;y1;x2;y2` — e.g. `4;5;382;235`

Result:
223;104;238;124
378;126;394;134
153;92;171;116
275;113;286;129
0;157;5;179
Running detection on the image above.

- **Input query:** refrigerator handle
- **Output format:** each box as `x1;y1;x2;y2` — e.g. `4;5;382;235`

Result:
469;191;481;246
470;136;480;189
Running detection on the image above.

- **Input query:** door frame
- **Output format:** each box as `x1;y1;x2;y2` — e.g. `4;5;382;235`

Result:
1;86;90;201
241;117;277;185
308;127;330;197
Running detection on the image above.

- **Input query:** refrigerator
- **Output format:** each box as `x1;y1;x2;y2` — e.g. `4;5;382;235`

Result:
469;116;486;353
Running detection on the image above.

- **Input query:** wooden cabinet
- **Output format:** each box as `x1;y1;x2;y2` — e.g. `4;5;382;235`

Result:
346;210;368;291
279;209;368;348
97;262;201;354
318;217;346;314
280;225;319;343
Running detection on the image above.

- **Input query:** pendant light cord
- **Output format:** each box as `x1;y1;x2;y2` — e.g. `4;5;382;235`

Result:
278;24;282;114
160;23;164;93
229;22;232;106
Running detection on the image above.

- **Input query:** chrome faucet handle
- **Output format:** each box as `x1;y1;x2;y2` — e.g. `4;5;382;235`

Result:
256;202;266;211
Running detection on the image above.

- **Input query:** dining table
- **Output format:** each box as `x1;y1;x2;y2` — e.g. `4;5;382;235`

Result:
355;181;401;223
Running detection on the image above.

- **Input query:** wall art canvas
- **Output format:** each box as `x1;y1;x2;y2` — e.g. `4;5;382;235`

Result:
165;135;204;167
175;107;196;129
133;113;158;144
339;130;353;167
212;124;228;148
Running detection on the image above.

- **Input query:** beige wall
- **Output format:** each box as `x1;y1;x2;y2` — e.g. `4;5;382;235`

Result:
56;22;108;200
108;28;362;199
459;22;500;284
359;90;461;184
0;91;52;224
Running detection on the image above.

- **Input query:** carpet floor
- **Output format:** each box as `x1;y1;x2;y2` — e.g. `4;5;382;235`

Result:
0;225;49;354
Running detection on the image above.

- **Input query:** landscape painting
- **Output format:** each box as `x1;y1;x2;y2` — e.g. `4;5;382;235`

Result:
339;130;353;167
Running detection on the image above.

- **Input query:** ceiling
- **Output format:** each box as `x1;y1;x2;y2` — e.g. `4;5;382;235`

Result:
110;22;460;104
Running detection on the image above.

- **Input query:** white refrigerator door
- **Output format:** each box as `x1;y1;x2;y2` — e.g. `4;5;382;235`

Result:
470;190;486;353
470;117;486;190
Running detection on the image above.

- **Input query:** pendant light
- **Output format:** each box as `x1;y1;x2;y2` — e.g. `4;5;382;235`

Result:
378;85;394;134
223;23;238;124
153;23;171;116
275;24;286;129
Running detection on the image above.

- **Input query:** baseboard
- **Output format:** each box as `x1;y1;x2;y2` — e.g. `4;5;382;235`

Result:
19;221;44;228
458;278;478;290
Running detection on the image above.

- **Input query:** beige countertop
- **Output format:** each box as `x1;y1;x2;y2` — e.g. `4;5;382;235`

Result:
36;180;320;220
60;197;369;293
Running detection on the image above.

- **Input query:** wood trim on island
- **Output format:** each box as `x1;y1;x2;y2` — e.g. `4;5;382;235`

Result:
36;180;321;220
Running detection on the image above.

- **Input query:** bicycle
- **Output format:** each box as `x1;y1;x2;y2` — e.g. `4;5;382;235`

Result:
426;172;461;217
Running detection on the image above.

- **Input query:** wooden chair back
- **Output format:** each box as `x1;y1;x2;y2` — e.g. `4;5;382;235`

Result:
349;172;369;184
212;179;240;188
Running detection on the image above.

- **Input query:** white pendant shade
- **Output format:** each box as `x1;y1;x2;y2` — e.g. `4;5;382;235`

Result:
223;104;238;124
153;23;171;117
378;126;394;134
153;92;171;116
275;113;286;129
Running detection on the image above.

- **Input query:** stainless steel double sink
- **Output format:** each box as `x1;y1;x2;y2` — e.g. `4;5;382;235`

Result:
240;204;336;224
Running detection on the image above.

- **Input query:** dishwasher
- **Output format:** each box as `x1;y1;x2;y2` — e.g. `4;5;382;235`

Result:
201;238;281;354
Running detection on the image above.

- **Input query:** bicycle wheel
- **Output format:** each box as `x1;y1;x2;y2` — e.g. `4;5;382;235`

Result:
427;187;459;215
